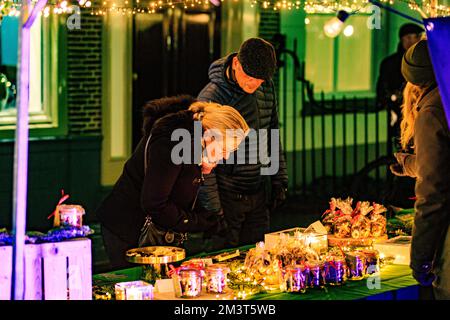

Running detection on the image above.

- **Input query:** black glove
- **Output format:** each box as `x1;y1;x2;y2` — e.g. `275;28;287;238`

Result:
176;208;217;233
204;210;228;238
411;263;435;287
270;185;288;212
389;163;407;177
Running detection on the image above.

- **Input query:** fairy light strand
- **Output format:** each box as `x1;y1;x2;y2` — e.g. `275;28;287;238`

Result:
0;0;448;19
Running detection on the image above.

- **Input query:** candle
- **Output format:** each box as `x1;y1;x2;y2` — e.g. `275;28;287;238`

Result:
360;250;380;275
307;260;326;288
324;257;347;286
345;251;366;280
115;281;154;300
173;268;202;298
205;264;230;294
283;265;308;293
58;204;85;228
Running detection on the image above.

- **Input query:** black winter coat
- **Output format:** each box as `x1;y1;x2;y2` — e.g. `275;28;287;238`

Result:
197;53;288;212
376;43;406;115
96;97;216;245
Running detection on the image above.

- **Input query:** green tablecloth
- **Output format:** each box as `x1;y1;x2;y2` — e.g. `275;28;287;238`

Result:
93;245;418;300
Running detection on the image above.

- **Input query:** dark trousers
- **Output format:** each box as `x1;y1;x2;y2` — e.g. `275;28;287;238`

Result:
220;187;270;247
101;225;135;270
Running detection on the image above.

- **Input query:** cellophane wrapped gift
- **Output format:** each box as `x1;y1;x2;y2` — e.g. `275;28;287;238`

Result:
321;198;339;233
350;201;372;239
244;242;281;290
370;203;387;238
274;233;320;268
334;215;352;238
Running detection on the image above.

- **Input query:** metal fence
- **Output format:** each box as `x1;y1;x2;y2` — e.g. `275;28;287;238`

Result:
277;40;397;203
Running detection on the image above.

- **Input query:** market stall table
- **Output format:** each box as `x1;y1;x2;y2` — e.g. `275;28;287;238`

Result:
93;245;419;300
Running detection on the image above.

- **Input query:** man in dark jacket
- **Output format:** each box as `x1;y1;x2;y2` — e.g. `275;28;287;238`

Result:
197;38;288;248
394;40;450;299
376;23;424;152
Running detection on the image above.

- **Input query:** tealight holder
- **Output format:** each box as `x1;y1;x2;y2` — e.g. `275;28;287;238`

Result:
58;204;85;228
173;268;203;298
115;280;154;300
324;257;347;286
307;260;326;288
205;264;230;294
283;265;308;293
345;251;366;280
360;249;380;276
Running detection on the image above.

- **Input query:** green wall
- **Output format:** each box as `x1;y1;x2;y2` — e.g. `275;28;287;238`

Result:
277;3;425;189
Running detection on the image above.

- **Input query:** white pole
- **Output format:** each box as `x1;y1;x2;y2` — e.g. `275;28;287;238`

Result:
11;0;48;300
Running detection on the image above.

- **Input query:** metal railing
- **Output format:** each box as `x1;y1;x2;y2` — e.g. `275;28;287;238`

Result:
277;39;395;203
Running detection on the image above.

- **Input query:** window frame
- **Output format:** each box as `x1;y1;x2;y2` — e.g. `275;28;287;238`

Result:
304;12;380;101
0;14;67;140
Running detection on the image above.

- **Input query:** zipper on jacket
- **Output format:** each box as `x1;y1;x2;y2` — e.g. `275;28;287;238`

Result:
141;215;151;232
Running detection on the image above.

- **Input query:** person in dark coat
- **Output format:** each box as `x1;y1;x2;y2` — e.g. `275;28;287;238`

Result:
391;39;450;299
376;23;424;151
197;38;288;249
96;96;249;269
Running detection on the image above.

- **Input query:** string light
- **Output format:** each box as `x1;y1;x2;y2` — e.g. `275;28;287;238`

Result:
0;0;448;18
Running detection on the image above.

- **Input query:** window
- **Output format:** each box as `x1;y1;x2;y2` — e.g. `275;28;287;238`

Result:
0;14;65;136
305;14;373;97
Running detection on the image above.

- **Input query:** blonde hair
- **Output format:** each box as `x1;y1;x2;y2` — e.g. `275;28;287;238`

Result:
189;101;249;147
400;82;428;149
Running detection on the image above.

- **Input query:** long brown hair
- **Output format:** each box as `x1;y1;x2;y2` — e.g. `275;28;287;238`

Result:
400;82;433;149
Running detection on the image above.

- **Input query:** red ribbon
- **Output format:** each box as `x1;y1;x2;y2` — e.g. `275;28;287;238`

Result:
167;262;204;278
331;210;346;222
351;201;361;218
321;209;332;218
47;189;70;219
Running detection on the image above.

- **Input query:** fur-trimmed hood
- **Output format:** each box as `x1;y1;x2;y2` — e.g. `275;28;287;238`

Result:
142;95;196;136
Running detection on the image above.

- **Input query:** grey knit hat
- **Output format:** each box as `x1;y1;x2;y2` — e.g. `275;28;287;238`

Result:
401;39;436;86
237;38;277;81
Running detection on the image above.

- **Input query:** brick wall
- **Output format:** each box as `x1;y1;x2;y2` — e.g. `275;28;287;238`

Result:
258;7;280;91
67;8;103;135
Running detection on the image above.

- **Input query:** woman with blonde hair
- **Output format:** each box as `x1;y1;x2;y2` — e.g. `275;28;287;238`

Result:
391;39;450;299
96;95;249;269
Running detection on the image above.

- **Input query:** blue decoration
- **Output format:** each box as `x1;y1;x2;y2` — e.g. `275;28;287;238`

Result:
424;17;450;129
0;226;94;246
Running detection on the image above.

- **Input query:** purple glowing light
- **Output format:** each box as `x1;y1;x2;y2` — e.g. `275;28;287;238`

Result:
12;0;48;300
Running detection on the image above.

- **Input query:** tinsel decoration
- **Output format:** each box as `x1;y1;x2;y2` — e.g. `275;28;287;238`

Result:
0;225;93;246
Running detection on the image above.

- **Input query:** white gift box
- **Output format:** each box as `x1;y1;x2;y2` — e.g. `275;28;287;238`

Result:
373;236;411;265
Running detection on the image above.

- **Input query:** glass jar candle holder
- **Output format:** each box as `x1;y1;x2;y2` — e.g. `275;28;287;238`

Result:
345;252;366;281
205;264;230;294
182;259;206;278
58;204;85;228
173;268;203;298
324;257;347;286
307;260;326;288
115;281;154;300
283;265;308;293
360;250;380;276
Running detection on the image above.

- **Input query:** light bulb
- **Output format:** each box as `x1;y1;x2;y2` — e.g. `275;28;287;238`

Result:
343;25;354;37
323;10;350;38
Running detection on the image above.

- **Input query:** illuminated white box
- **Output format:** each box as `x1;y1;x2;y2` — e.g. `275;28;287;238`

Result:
264;227;328;254
373;236;411;265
